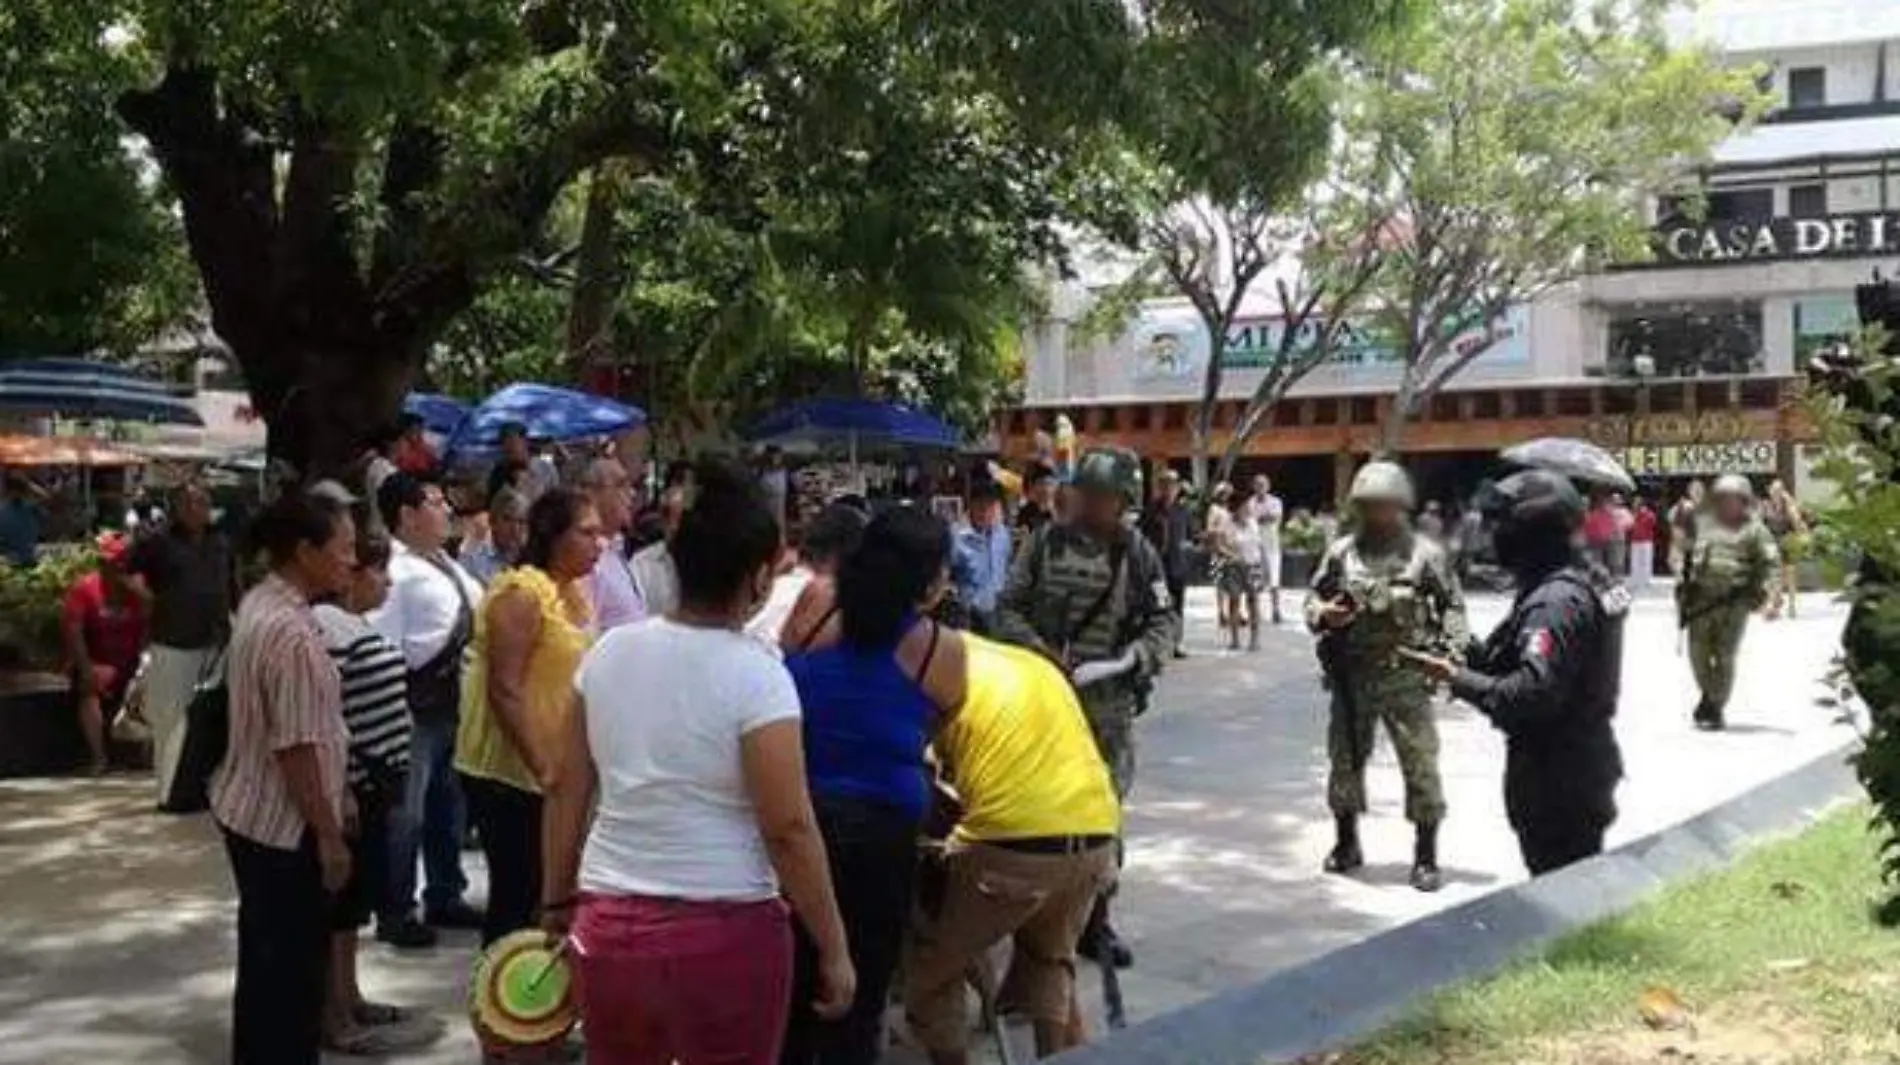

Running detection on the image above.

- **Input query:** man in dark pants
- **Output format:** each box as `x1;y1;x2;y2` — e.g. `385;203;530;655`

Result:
1140;468;1193;658
1401;471;1627;874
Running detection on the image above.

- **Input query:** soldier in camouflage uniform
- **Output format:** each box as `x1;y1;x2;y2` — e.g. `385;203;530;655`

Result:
1679;474;1778;731
996;445;1176;968
1305;461;1469;892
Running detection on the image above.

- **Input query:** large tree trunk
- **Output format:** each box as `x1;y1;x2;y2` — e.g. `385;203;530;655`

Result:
253;342;418;483
1378;356;1422;457
565;165;622;373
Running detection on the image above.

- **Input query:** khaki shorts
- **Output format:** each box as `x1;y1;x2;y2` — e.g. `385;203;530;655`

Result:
903;838;1115;1053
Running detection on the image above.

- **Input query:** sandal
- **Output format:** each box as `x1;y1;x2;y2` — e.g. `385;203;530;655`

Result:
325;1020;442;1056
354;1001;414;1026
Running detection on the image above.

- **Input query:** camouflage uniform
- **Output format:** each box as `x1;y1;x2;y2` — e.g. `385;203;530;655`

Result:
995;518;1176;797
1680;485;1777;723
1304;528;1469;825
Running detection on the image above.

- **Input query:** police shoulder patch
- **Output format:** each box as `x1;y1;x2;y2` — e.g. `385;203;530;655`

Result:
1524;627;1554;659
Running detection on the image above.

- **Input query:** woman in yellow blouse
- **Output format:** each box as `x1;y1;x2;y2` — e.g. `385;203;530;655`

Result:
455;486;601;946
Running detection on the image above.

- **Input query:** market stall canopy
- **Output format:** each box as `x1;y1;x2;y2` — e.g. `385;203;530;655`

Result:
747;398;961;451
404;392;471;437
1501;436;1636;494
0;358;203;426
446;383;645;456
0;434;144;468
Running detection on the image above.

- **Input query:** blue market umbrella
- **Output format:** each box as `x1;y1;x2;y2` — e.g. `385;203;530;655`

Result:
747;398;961;460
0;357;203;426
447;383;645;456
403;392;471;437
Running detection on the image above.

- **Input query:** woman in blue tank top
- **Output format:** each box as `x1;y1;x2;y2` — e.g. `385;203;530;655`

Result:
780;505;967;1065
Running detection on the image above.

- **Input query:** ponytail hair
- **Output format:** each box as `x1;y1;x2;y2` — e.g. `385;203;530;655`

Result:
837;505;950;650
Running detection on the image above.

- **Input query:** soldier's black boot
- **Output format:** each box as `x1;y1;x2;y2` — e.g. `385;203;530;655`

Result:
1693;696;1725;731
1323;814;1364;874
1410;823;1443;893
1078;895;1134;969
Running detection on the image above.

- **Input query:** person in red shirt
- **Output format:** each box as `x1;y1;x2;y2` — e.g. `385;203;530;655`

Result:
1581;497;1616;572
1628;496;1659;590
391;414;438;476
63;532;149;774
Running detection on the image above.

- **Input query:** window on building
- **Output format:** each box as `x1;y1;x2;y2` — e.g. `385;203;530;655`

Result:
1787;66;1827;109
1272;401;1301;427
1163;403;1186;429
1130;405;1152;431
1788;183;1827;217
1695;381;1733;412
1007;409;1027;435
1556;389;1594;416
1430;393;1461;421
1472;392;1502;420
1313;399;1340;426
1509;390;1545;418
1649;382;1686;414
1602;386;1636;415
1096;406;1120;431
1608;301;1765;378
1349;396;1377;425
1741;379;1783;411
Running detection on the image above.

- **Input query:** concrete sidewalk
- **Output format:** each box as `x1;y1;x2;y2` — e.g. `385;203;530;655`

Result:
0;591;1852;1064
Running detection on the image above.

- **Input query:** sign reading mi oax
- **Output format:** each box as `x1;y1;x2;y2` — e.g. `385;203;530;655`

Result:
1641;212;1900;267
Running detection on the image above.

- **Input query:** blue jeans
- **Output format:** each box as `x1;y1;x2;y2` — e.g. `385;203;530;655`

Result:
382;714;468;924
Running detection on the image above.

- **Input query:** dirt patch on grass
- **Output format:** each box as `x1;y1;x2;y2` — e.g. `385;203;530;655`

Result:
1533;997;1822;1065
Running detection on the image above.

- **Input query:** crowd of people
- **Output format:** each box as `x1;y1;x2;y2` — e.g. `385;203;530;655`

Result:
21;416;1816;1065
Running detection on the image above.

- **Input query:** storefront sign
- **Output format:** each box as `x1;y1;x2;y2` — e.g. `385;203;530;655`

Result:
1647;212;1900;267
1620;440;1777;477
1221;306;1530;371
1584;411;1755;448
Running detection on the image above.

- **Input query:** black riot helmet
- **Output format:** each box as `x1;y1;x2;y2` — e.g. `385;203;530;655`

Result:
1479;470;1585;576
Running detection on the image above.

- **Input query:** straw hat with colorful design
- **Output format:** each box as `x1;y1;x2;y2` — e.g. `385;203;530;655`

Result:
468;930;578;1053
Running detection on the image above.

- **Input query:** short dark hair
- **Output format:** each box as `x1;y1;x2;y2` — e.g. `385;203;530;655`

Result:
968;479;1004;505
398;412;425;433
376;471;434;532
499;421;529;441
800;503;870;569
520;488;594;573
673;460;781;612
250;488;350;568
355;527;393;570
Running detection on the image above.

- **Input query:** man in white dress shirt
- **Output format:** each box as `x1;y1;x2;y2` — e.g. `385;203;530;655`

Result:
581;457;643;633
629;484;685;618
369;472;485;947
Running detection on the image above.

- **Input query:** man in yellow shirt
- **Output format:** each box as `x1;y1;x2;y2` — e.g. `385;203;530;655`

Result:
904;636;1120;1064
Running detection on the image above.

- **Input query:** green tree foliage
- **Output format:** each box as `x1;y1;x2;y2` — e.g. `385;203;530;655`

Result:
1810;303;1900;921
12;0;1183;474
0;2;197;356
1347;0;1769;453
1084;0;1414;486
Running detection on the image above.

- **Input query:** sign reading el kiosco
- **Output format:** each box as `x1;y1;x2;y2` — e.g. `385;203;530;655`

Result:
1130;305;1530;382
1645;212;1900;267
1620;441;1778;477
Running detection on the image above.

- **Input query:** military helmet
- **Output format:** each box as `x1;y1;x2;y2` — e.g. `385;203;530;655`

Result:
1072;446;1143;506
1348;460;1415;509
1711;473;1754;499
1477;470;1585;533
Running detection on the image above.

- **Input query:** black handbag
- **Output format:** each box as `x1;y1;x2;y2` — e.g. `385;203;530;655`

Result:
162;653;229;814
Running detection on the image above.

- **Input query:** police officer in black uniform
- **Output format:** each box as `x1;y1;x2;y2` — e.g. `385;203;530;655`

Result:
1400;470;1628;875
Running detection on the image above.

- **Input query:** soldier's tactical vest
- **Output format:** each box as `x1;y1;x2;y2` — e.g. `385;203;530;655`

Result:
1325;533;1447;660
1024;526;1131;667
1687;517;1768;600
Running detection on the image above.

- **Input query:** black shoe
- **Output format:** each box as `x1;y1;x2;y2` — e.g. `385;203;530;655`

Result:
425;899;485;930
1323;814;1364;874
1079;923;1135;970
1693;699;1725;731
1411;823;1443;893
375;917;438;950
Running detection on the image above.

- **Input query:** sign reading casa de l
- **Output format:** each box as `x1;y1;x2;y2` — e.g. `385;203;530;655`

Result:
1648;212;1900;266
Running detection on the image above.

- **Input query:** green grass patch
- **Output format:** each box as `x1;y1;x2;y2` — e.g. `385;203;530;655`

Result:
1330;805;1900;1065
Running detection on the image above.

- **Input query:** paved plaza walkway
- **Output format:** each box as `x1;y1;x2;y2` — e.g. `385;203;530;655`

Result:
0;589;1854;1064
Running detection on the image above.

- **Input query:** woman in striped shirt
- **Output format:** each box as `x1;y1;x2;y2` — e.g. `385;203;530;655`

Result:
209;488;357;1065
315;528;437;1055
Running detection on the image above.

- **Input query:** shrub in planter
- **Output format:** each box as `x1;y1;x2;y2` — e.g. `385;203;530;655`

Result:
1279;514;1328;589
0;546;99;671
